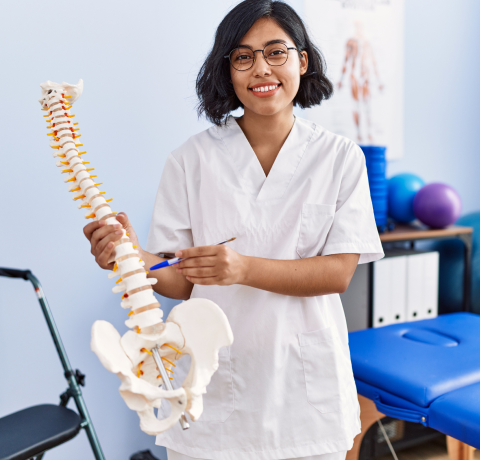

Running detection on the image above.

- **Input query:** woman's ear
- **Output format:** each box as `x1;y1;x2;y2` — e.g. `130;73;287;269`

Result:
299;50;308;76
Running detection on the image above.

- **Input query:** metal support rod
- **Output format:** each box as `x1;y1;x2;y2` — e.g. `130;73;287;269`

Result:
458;233;473;312
151;346;189;430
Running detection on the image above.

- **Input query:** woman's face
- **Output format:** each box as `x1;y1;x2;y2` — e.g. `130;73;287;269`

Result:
230;18;308;118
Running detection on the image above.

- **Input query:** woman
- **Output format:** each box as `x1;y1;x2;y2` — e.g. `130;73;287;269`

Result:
84;1;383;459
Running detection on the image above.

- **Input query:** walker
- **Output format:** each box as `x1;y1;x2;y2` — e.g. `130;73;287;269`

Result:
0;267;105;460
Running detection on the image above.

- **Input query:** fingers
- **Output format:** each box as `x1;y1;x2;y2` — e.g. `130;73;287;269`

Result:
175;246;237;286
116;212;130;228
184;276;219;286
91;225;123;269
178;266;217;278
90;224;122;254
177;256;216;269
95;229;123;258
83;220;103;241
175;245;218;259
83;212;132;271
96;240;116;269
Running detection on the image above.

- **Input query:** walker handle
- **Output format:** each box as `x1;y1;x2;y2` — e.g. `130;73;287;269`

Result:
0;267;32;280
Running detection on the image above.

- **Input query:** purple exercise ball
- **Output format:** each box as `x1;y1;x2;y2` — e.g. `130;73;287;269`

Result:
413;183;462;228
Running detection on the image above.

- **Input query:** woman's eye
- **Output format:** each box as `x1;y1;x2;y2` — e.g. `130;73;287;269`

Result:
270;49;286;56
236;54;252;61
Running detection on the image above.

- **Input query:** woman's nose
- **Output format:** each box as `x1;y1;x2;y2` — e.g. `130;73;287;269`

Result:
252;53;272;76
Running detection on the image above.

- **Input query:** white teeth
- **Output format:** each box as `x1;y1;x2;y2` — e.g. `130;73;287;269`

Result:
252;84;278;92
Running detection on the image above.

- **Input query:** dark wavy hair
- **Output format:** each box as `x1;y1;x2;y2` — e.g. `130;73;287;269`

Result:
196;0;334;126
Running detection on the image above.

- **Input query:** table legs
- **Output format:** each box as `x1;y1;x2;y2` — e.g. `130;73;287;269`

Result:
348;395;476;460
446;436;475;460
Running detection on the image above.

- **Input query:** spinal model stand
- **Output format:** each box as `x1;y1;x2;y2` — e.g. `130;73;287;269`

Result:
39;79;233;435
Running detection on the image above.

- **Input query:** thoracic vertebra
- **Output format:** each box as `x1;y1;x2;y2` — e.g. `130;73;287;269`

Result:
39;79;234;435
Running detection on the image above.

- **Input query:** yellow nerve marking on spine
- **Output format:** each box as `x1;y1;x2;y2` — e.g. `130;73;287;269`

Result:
162;357;176;367
164;344;181;354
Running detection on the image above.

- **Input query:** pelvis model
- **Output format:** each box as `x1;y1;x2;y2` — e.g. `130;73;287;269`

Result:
38;79;233;435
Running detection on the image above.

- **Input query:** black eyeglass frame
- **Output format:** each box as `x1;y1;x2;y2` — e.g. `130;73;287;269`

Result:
224;44;300;71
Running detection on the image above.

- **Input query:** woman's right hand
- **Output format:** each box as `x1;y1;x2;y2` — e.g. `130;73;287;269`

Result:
83;212;140;270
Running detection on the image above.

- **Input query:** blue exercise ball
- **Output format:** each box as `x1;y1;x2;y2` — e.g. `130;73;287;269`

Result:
388;173;425;223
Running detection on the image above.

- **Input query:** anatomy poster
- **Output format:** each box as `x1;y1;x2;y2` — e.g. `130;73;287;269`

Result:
304;0;404;159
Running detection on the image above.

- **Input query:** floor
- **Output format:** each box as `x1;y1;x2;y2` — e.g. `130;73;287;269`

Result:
377;437;480;460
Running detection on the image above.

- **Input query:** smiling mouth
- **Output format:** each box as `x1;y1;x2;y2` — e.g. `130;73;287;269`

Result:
249;83;281;93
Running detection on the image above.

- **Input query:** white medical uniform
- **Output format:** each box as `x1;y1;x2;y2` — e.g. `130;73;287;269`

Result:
146;115;384;460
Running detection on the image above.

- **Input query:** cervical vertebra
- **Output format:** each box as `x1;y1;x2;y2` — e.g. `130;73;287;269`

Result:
39;79;233;435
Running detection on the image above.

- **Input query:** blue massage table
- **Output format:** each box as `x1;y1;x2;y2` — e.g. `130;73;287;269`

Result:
348;312;480;457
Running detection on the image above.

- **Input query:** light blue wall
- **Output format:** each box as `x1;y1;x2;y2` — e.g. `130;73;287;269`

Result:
0;1;300;460
0;1;478;460
0;1;237;459
388;0;480;215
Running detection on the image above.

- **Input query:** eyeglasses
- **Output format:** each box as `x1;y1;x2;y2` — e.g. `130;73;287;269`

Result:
224;42;299;71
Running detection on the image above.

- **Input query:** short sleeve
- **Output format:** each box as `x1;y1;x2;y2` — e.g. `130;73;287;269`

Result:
321;143;384;264
146;154;193;255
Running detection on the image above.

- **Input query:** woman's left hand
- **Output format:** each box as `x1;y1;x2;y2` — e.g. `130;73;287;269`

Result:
175;245;247;286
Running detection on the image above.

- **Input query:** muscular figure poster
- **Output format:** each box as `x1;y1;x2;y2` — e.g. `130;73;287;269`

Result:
304;0;404;159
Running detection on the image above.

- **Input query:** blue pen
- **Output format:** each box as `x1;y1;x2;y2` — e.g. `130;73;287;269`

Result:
149;237;236;271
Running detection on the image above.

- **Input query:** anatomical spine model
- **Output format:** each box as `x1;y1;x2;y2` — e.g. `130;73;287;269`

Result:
39;79;233;435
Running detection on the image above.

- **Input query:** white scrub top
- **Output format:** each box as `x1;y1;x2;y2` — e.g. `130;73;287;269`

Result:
146;115;384;460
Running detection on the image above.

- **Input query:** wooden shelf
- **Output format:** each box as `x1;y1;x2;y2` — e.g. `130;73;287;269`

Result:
380;224;473;243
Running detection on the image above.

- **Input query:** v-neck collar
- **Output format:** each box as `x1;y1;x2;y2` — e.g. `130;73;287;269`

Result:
216;115;317;201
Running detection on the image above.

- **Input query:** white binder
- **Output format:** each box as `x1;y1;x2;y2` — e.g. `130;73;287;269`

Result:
342;249;439;331
406;252;439;321
373;254;407;327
